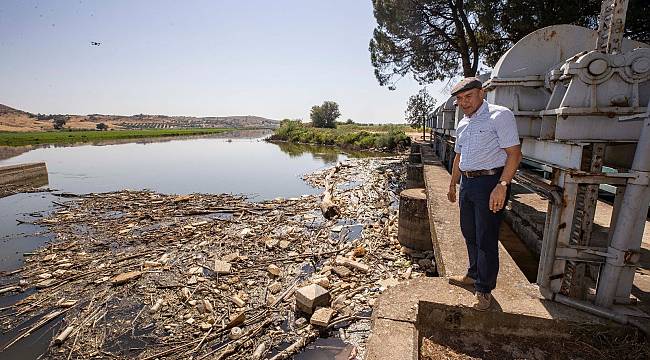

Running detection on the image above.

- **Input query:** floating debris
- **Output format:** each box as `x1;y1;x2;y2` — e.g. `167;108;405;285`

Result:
0;156;436;359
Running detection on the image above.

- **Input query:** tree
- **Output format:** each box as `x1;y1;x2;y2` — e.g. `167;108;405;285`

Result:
369;0;649;88
52;115;67;130
310;101;340;128
96;123;108;131
405;88;436;140
370;0;481;87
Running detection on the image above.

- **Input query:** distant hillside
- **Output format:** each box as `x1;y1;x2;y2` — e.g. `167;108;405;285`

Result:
0;104;280;132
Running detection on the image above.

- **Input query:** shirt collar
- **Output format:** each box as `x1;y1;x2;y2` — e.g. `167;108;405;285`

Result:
466;101;488;120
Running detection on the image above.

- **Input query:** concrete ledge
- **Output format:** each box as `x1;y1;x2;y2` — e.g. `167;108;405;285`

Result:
0;162;48;186
365;318;418;360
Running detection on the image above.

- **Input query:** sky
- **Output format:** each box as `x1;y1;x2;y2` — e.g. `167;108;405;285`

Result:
0;0;450;123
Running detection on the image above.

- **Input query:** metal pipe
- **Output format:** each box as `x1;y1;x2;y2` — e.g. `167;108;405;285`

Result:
595;101;650;307
514;170;563;296
555;294;629;324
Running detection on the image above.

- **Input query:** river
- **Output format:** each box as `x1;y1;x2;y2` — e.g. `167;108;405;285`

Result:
0;130;376;359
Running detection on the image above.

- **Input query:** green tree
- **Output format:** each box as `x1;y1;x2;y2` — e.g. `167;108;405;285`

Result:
369;0;648;88
370;0;481;87
52;115;68;130
310;101;341;128
405;88;436;139
96;123;109;131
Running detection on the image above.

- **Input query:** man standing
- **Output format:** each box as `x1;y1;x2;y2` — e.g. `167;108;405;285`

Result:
446;77;522;311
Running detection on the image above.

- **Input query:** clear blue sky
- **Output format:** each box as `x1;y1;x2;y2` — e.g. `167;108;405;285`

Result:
0;0;448;123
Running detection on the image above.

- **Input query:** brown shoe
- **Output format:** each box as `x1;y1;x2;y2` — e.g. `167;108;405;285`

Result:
473;292;492;311
448;275;475;286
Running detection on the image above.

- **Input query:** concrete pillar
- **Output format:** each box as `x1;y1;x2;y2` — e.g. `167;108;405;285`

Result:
406;163;425;189
398;188;433;251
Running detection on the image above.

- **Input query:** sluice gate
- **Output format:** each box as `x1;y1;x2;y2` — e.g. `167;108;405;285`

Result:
428;0;650;324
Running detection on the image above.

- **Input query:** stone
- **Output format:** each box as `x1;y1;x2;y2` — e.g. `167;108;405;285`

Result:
379;277;399;289
199;322;212;331
279;240;290;249
310;307;335;327
239;228;254;237
311;276;330;289
267;264;281;277
295;317;307;328
268;282;282;294
222;252;240;262
295;284;331;314
264;237;279;249
186;318;195;325
332;266;352;278
110;271;142;286
227;312;246;328
231;295;246;308
335;256;369;273
213;260;232;275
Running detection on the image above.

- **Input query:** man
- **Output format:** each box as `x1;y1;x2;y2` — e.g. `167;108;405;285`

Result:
446;77;522;311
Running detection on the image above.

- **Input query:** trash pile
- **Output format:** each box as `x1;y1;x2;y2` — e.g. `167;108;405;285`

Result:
0;156;436;359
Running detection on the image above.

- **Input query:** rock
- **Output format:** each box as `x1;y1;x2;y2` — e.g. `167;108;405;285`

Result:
231;295;246;308
295;284;331;314
264;237;279;249
379;277;399;289
213;260;232;275
110;271;142;286
331;225;343;232
335;256;369;273
252;342;267;360
38;273;53;279
418;258;431;268
310;307;335;327
279;240;290;249
267;264;281;277
295;317;307;328
227;312;246;328
186;318;195;325
332;266;352;278
199;322;212;331
310;275;330;289
352;246;367;258
266;294;277;306
239;228;254;237
201;299;213;313
268;282;282;294
229;327;243;339
403;266;413;279
181;287;191;300
222;252;240;262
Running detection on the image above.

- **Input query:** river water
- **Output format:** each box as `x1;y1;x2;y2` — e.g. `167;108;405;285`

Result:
0;130;375;359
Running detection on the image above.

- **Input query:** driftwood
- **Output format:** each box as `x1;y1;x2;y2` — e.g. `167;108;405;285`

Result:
320;162;342;219
268;327;319;360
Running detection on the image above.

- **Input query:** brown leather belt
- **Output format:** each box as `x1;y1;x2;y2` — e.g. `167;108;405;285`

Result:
461;167;503;178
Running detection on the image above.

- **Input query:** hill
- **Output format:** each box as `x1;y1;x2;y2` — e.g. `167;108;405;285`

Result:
0;104;280;132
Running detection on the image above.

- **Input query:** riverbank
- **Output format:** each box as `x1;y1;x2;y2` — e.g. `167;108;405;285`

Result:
267;121;411;152
0;128;234;146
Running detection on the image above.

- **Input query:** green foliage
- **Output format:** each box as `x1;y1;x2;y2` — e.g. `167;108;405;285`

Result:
310;101;341;128
269;122;411;152
52;115;68;130
96;123;109;131
405;88;436;129
370;0;648;87
0;128;232;146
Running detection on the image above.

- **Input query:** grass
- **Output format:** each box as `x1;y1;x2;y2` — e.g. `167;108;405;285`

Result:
268;120;411;152
0;128;233;146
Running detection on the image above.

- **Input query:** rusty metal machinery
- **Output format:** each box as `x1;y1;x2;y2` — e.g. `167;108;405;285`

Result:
430;0;650;321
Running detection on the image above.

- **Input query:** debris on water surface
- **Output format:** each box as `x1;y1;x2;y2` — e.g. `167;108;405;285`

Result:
0;156;436;359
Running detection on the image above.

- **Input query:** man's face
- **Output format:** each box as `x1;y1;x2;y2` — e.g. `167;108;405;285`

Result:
455;88;484;116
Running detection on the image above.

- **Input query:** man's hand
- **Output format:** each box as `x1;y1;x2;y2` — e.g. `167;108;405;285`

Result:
447;184;457;203
489;184;507;212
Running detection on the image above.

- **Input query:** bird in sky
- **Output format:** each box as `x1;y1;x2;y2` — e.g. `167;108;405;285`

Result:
91;42;101;46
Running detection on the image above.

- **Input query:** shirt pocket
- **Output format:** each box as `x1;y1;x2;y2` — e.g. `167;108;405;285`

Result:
470;124;493;150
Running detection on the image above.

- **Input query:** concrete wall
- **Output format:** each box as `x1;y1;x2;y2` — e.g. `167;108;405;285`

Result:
0;162;48;186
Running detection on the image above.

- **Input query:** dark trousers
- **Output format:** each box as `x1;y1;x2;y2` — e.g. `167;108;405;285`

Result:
459;172;508;294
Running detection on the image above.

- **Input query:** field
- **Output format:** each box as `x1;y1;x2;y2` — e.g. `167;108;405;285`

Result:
0;128;233;146
268;121;412;151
